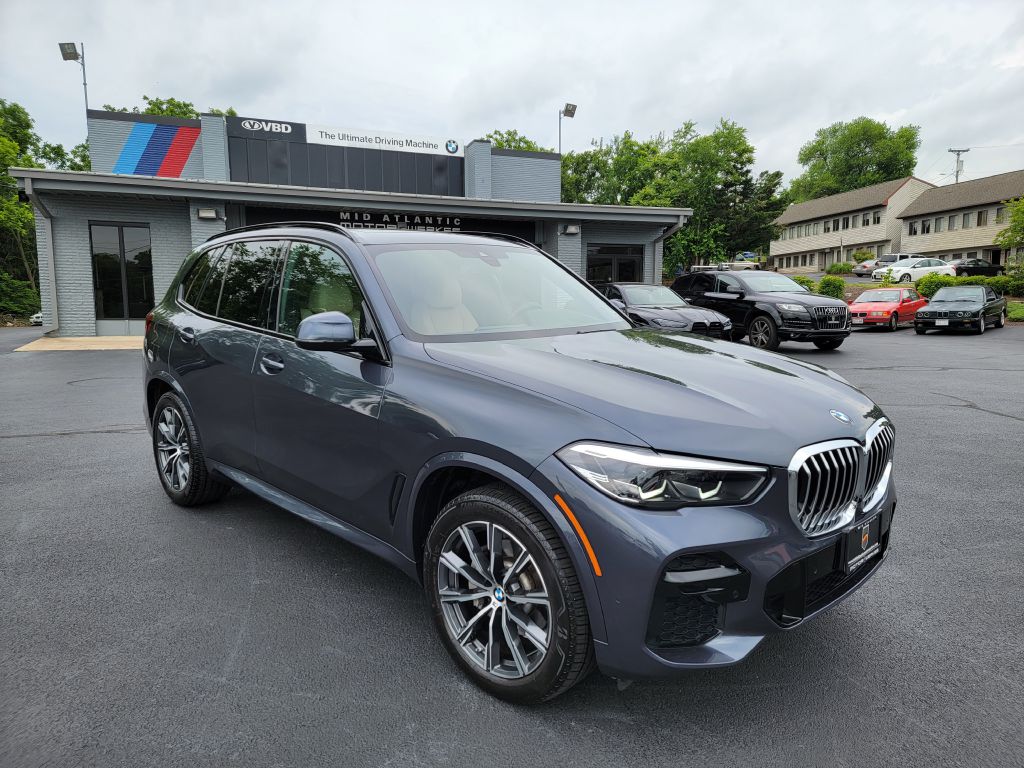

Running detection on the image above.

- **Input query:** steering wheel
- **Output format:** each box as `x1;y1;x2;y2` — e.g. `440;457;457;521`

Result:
510;302;543;323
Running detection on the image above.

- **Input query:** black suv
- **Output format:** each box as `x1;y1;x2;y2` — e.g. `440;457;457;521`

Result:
144;224;894;702
671;270;851;350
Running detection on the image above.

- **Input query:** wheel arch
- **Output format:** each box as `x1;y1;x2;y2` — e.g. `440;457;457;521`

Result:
401;451;608;643
145;372;189;425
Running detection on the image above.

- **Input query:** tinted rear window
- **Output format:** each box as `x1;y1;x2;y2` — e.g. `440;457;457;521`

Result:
194;248;230;315
217;240;283;328
181;246;222;307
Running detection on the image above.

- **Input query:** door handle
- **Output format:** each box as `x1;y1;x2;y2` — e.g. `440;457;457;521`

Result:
178;327;196;344
260;353;285;374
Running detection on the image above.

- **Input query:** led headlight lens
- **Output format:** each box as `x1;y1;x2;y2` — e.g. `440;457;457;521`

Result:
869;311;887;316
556;442;769;508
777;304;807;313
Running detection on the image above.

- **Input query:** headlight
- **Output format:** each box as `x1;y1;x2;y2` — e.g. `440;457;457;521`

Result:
556;442;769;508
777;303;807;313
869;311;888;316
654;318;686;328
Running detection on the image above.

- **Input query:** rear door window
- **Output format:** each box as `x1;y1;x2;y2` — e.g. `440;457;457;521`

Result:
217;240;284;328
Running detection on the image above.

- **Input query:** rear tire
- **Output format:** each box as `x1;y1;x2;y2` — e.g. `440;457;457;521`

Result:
747;316;780;351
813;338;844;350
423;485;594;703
151;392;230;506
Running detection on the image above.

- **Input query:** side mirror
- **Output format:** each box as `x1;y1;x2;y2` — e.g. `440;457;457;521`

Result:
296;311;357;351
610;299;626;310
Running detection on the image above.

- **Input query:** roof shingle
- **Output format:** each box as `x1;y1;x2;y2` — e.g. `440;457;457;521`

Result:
774;177;922;226
897;169;1024;218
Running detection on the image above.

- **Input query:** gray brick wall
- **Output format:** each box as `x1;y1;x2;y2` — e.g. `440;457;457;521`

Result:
33;213;54;327
86;118;133;174
555;221;583;275
491;152;560;202
199;115;228;181
464;141;492;199
188;199;227;248
32;194;194;336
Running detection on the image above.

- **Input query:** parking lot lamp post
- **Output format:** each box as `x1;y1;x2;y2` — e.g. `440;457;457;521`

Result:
58;42;89;136
558;103;576;155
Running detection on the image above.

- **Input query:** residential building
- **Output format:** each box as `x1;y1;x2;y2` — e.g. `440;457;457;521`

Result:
897;169;1024;266
769;177;934;272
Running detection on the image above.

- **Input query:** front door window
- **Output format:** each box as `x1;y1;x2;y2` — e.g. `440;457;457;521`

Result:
90;223;153;323
586;244;644;283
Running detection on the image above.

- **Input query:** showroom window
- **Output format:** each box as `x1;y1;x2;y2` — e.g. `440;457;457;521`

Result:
586;244;644;283
89;223;153;321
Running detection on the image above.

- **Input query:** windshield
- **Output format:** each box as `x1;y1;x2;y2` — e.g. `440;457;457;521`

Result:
735;272;808;293
890;259;919;268
367;243;629;340
932;286;984;301
854;290;901;303
620;285;686;306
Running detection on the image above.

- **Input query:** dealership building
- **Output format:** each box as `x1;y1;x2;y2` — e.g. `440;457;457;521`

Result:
14;110;690;336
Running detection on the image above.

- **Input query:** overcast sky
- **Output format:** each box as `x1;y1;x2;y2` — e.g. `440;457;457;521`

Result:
4;0;1023;188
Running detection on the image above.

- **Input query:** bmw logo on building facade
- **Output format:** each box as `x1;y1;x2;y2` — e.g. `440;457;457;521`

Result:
446;139;459;154
830;409;852;424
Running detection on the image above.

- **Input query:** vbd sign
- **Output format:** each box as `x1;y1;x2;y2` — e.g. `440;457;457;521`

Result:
226;116;306;142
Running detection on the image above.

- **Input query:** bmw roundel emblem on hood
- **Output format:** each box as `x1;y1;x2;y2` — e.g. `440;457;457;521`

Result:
446;139;459;154
830;409;851;424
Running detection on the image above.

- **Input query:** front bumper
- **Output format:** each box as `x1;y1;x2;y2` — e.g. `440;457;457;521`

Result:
915;316;982;330
532;457;895;679
778;326;851;342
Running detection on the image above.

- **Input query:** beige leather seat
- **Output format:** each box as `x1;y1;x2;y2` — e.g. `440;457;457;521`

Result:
407;271;478;335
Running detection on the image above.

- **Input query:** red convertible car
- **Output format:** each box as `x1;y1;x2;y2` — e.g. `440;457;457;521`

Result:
849;287;928;331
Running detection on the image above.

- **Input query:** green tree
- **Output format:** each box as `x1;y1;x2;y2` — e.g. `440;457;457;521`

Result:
0;99;37;155
35;140;90;171
561;132;663;205
481;129;551;153
788;117;920;202
995;198;1024;270
102;95;237;119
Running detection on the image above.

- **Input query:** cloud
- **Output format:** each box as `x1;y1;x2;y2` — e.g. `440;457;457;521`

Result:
3;0;1022;187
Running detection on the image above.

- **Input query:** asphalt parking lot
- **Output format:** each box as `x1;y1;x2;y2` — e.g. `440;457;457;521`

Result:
2;325;1023;767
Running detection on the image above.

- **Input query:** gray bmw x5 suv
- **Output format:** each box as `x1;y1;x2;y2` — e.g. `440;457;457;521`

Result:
143;223;896;702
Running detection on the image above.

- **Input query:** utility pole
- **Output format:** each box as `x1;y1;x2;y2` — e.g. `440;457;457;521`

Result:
948;148;969;183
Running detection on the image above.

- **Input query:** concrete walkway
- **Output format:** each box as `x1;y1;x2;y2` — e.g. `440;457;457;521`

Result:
14;335;143;352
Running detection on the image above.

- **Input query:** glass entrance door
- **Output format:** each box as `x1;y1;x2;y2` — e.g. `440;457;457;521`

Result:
91;224;154;335
586;244;644;283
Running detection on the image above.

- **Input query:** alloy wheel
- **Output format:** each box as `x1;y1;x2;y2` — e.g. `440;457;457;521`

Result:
436;522;551;679
889;314;898;331
749;318;772;348
155;406;191;492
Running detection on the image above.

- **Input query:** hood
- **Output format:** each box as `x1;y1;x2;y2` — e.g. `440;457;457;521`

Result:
850;301;898;312
747;291;847;308
926;299;983;310
424;330;883;467
628;305;728;326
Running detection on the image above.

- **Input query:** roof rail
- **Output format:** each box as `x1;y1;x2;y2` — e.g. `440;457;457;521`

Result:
459;231;546;253
206;221;359;243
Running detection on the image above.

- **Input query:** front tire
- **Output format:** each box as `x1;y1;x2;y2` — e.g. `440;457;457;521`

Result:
151;392;230;506
424;485;594;703
888;313;898;331
976;315;986;335
747;316;780;351
813;338;844;350
915;327;927;335
996;310;1005;329
900;274;912;283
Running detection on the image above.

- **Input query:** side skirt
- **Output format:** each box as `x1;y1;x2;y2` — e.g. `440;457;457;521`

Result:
208;460;419;580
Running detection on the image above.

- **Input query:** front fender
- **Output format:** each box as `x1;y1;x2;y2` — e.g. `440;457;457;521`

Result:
399;450;608;643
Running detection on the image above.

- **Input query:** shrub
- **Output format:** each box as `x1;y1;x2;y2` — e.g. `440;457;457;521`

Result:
816;275;847;299
915;272;1024;298
791;275;816;292
826;262;854;274
850;249;875;263
915;272;956;298
0;272;40;317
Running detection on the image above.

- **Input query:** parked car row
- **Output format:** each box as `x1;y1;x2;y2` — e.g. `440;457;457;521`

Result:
852;254;1005;280
872;257;956;282
849;285;1007;335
